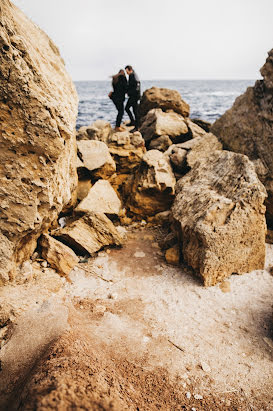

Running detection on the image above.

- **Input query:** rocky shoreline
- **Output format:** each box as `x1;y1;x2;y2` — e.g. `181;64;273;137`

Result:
0;1;273;409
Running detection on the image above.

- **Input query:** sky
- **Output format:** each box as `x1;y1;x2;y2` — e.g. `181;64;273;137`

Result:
11;0;273;81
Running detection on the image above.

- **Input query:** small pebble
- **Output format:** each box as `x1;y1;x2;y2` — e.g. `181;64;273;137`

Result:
201;361;211;373
41;261;47;268
134;251;146;258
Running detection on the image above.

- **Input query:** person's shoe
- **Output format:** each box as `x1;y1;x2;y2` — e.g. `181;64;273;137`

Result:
114;126;125;132
127;121;135;127
130;127;139;133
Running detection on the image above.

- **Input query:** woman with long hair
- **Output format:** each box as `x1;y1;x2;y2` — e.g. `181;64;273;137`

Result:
108;69;127;132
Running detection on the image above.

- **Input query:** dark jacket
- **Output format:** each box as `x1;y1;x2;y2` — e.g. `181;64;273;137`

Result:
127;71;141;99
111;75;128;102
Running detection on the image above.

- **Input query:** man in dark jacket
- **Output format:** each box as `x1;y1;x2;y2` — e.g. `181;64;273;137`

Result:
125;65;141;132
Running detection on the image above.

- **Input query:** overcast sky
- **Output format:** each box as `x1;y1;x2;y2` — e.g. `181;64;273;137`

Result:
12;0;273;81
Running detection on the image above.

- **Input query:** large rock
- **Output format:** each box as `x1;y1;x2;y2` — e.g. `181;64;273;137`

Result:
76;180;121;216
77;140;116;178
125;150;176;216
149;135;173;152
0;1;78;284
211;49;273;223
139;109;189;143
76;120;111;143
107;130;146;173
172;151;267;286
139;87;190;119
54;212;123;255
39;234;79;277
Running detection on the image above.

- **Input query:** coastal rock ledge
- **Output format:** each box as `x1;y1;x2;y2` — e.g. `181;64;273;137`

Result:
172;150;267;286
0;0;78;283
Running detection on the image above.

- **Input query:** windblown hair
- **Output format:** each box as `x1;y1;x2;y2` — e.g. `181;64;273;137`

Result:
112;69;125;85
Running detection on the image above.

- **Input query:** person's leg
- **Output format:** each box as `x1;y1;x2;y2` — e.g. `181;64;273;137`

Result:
116;100;124;127
132;98;139;129
125;97;135;124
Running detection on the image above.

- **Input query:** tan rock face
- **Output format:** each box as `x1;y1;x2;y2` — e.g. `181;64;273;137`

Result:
211;49;273;223
77;140;116;175
172;151;267;286
54;212;123;256
39;234;79;277
139;109;189;143
125;150;176;216
76;120;112;142
76;180;121;216
0;1;78;284
149;135;173;152
139;87;190;119
108;130;146;173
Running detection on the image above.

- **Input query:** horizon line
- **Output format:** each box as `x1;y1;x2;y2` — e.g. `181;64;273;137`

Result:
73;78;257;83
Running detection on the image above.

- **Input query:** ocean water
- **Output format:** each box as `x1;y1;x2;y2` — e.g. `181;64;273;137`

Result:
75;79;255;130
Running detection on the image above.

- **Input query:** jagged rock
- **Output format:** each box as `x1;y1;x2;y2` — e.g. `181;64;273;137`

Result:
166;133;222;174
77;180;92;201
77;140;116;178
185;119;208;138
0;1;78;284
149;135;173;152
77;120;112;143
108;130;146;172
76;180;121;216
39;234;79;277
211;49;273;223
140;109;189;143
172;151;267;286
125;150;176;216
54;212;123;255
191;119;211;132
139;87;190;119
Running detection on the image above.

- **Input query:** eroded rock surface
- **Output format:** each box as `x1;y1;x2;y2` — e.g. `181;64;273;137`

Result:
211;49;273;223
139;87;190;119
0;0;78;284
77;140;116;178
76;120;111;142
172;151;267;286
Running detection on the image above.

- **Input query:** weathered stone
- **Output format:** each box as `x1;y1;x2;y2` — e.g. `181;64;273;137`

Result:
54;212;123;255
40;234;79;277
139;109;188;143
76;180;121;216
149;135;173;152
172;151;266;286
77;140;116;176
108;130;146;173
139;87;190;119
0;1;78;284
211;49;273;223
191;118;211;133
165;244;180;266
185;119;208;138
77;180;92;201
76;121;112;142
169;149;188;173
125;150;176;216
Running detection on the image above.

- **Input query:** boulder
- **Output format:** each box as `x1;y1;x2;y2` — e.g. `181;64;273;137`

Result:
139;87;190;119
76;180;92;201
0;1;78;284
211;49;273;223
125;150;176;216
172;151;267;286
76;180;121;216
77;140;116;178
39;234;79;277
139;109;189;143
77;120;112;143
191;119;211;133
108;130;146;173
54;212;123;256
185;119;208;138
149;135;173;152
165;244;180;266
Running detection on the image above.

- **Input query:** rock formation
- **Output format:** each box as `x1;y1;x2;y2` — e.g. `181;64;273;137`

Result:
139;87;190;120
211;49;273;224
172;151;267;286
0;0;78;284
125;150;176;216
77;120;111;142
77;140;116;179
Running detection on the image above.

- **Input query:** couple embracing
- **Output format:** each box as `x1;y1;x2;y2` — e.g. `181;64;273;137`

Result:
109;65;140;132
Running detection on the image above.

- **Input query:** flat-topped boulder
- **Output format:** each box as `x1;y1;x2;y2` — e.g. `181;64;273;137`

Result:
77;140;116;178
0;0;78;284
139;87;190;120
211;49;273;224
172;150;267;286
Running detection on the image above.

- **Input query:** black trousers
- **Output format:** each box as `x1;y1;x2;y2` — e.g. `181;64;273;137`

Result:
113;99;124;127
125;96;139;128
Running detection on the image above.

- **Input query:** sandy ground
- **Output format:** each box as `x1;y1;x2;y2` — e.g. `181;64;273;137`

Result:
0;226;273;410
